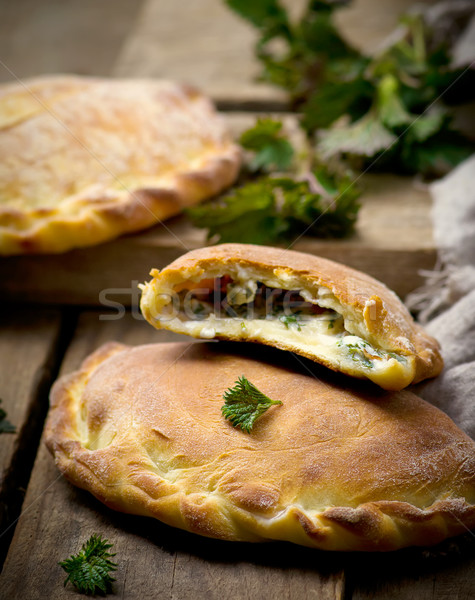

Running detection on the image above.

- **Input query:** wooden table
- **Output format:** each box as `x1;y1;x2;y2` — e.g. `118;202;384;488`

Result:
1;1;474;598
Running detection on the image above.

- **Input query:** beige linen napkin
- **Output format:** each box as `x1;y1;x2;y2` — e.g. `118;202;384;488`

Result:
409;156;475;439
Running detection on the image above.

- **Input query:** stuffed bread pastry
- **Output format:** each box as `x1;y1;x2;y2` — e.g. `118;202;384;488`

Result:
140;244;443;391
45;341;475;551
0;76;240;254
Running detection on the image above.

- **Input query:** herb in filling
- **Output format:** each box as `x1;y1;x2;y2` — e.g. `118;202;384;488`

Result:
176;278;405;368
279;314;304;331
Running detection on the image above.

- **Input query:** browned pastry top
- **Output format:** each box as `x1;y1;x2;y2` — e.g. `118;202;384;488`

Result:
0;76;240;254
45;341;474;551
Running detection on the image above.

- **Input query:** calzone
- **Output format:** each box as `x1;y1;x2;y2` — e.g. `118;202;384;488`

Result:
0;76;240;254
45;341;475;551
140;244;443;390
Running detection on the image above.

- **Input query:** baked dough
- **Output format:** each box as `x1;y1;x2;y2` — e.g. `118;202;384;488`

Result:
45;341;475;551
0;76;241;254
140;244;443;391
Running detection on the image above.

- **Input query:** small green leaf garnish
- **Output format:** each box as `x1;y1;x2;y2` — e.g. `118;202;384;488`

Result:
59;534;117;596
222;376;282;433
0;400;15;434
279;314;304;331
328;319;335;329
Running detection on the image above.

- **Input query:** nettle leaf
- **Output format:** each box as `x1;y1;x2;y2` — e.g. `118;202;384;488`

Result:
250;139;295;172
240;118;295;171
223;0;474;177
318;112;397;158
401;129;475;177
302;77;373;132
299;7;355;58
408;108;446;142
222;376;282;433
240;118;282;147
187;181;285;245
59;534;117;596
225;0;291;39
207;211;287;246
187;180;274;229
377;74;413;129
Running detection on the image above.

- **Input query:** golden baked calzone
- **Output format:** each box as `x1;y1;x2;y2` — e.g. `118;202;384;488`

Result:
140;244;443;390
0;76;241;254
45;341;475;551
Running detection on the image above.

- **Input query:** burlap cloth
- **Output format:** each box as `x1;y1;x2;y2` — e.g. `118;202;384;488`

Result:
407;156;475;439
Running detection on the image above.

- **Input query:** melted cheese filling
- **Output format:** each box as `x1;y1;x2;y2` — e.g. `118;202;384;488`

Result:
151;276;412;388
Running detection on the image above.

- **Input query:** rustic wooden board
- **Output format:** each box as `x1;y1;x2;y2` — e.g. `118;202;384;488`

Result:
112;0;435;107
0;312;346;599
0;308;63;565
348;535;475;600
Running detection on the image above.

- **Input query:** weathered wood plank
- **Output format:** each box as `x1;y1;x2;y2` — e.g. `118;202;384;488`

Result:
0;0;145;83
348;535;475;600
0;113;436;306
0;311;345;599
0;308;64;566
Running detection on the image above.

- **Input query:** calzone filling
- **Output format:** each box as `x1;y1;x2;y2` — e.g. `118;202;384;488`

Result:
142;266;415;390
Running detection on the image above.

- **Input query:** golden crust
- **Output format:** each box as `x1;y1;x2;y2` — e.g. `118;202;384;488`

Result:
140;243;443;390
0;76;241;254
45;341;475;551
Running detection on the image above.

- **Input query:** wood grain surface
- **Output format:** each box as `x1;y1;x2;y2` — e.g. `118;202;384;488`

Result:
0;0;145;83
0;309;63;565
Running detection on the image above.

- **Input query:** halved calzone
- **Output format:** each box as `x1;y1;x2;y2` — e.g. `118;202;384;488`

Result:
45;341;475;551
140;244;443;391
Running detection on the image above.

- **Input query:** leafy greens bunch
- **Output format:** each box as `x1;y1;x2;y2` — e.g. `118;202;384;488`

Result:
189;151;360;245
225;0;474;177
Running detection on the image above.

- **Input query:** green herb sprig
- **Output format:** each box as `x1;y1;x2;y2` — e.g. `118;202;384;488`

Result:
59;534;117;596
222;376;282;433
0;399;15;433
188;171;360;245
